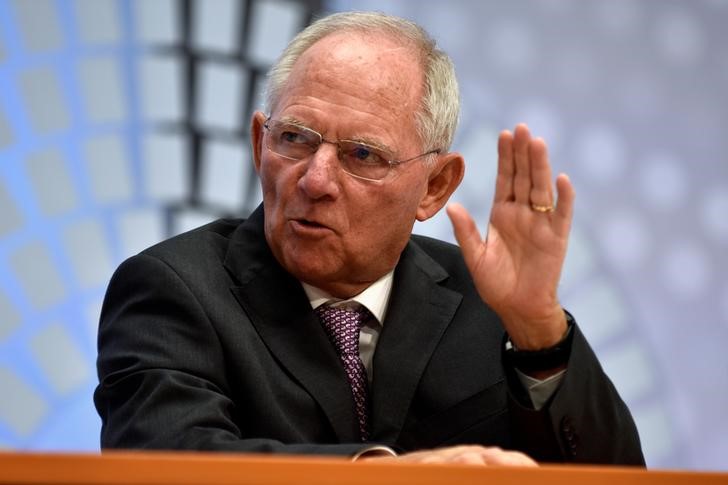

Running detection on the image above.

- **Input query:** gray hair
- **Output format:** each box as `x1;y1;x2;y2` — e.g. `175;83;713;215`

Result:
263;11;460;153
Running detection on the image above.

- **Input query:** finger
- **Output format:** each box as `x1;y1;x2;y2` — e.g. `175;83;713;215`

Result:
451;451;488;465
397;446;479;464
528;137;554;208
513;124;532;204
493;130;515;203
479;448;539;467
554;173;575;237
417;446;490;465
494;452;539;467
446;203;483;271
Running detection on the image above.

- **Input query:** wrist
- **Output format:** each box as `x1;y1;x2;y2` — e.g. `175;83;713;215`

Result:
503;311;575;374
502;306;568;350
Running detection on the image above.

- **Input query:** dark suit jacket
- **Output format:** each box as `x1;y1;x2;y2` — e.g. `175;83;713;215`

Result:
95;206;644;464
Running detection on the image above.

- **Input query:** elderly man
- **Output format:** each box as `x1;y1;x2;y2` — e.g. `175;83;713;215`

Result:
95;12;643;465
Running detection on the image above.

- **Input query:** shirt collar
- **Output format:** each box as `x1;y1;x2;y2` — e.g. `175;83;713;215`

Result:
301;270;395;325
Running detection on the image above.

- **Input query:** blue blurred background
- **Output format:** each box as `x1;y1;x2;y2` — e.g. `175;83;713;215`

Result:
0;0;726;470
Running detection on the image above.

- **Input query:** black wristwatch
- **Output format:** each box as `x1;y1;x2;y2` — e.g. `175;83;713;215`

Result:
503;312;575;373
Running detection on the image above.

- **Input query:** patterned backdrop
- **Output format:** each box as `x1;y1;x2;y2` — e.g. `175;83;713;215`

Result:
0;0;726;471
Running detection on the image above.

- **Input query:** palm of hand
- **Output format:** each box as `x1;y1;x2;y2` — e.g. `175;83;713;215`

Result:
447;124;575;348
475;199;567;322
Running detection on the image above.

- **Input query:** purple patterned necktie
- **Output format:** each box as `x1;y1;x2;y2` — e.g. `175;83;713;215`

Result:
315;304;370;441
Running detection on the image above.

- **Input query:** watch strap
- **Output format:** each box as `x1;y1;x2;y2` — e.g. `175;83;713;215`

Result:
503;311;575;373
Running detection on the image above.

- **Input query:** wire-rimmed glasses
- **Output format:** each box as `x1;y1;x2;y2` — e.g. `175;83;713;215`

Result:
263;118;440;182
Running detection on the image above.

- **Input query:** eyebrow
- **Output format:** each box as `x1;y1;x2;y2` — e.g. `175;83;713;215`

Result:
276;117;394;156
277;116;309;128
346;137;392;155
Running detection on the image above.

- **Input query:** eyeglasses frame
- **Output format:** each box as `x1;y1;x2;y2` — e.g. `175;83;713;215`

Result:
262;117;441;182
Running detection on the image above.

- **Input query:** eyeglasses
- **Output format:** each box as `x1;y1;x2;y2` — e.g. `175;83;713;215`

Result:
263;118;440;182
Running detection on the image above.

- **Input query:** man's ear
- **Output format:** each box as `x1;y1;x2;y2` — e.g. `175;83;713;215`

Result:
250;111;267;174
416;152;465;221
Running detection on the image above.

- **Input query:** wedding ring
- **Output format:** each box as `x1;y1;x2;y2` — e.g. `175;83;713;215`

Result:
531;203;555;213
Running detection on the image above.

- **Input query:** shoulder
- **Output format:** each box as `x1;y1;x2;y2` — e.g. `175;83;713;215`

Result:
409;233;469;277
141;218;243;263
108;218;248;291
404;234;487;302
405;233;504;336
410;233;461;258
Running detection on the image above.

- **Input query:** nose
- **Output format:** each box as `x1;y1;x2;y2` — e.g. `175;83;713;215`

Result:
297;142;341;200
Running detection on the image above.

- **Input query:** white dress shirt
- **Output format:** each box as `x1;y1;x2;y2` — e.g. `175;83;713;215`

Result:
302;271;393;384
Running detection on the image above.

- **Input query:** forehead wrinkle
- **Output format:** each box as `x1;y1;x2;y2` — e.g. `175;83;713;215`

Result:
303;73;417;152
300;34;421;114
281;93;402;151
279;32;423;155
305;70;409;122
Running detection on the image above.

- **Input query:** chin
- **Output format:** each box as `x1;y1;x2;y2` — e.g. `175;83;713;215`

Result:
280;248;342;284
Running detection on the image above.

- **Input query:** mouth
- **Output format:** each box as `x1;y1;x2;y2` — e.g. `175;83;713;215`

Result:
290;218;334;235
295;219;326;228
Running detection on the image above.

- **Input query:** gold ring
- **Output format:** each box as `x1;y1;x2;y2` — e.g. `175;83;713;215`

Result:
531;203;555;213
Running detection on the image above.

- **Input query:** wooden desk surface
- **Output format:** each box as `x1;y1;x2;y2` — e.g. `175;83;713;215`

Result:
1;451;727;485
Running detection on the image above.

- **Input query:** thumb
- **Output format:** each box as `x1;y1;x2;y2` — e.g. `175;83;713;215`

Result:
446;203;484;271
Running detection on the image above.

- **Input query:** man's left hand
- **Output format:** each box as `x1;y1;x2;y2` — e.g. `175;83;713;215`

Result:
447;123;575;350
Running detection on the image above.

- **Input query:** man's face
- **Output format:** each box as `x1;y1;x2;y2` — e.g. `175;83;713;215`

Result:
251;33;446;298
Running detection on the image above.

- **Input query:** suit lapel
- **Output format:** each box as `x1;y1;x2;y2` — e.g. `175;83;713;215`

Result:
369;241;463;443
224;207;361;443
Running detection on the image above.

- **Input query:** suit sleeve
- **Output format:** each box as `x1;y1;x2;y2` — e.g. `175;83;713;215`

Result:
506;324;645;465
94;253;368;456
